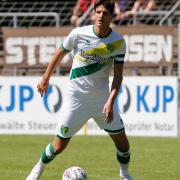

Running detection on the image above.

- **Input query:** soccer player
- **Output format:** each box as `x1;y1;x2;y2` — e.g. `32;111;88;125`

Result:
26;0;133;179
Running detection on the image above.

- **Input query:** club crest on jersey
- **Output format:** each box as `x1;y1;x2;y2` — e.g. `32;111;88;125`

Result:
107;44;115;54
61;125;69;135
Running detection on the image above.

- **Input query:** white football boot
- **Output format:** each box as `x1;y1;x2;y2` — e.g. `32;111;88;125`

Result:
26;159;45;180
120;165;133;180
120;174;133;180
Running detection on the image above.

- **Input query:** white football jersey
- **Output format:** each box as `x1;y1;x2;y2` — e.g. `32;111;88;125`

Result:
62;25;126;101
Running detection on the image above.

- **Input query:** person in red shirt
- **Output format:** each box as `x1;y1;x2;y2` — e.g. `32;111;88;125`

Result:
71;0;95;26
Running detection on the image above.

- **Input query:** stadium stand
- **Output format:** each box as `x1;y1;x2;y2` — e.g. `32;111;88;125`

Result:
0;0;77;75
78;0;180;26
0;0;76;26
0;0;179;76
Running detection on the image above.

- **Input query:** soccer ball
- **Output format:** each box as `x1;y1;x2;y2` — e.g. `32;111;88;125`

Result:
62;166;87;180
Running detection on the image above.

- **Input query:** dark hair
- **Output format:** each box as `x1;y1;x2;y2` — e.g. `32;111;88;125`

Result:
94;0;115;15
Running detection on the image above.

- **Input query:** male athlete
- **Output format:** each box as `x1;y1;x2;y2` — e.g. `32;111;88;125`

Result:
26;0;133;179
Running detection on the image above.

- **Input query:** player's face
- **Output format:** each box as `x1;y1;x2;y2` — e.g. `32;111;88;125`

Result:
94;5;112;29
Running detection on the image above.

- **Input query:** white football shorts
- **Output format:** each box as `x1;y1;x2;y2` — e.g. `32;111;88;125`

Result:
55;95;125;139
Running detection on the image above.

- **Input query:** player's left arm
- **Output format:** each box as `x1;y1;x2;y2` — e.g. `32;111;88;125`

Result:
103;63;123;124
103;38;126;124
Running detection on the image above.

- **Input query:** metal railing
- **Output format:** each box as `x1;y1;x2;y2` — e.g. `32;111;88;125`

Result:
133;11;169;25
0;1;76;26
159;0;180;26
132;11;180;26
0;12;60;28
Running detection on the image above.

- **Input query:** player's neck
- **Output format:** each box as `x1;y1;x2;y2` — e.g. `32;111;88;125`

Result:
93;25;111;38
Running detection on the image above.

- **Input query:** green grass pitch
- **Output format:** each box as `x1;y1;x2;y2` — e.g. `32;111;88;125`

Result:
0;135;180;180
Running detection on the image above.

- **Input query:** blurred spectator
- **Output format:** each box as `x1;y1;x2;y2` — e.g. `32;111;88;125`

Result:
114;0;130;20
70;0;95;26
115;0;156;21
123;0;156;18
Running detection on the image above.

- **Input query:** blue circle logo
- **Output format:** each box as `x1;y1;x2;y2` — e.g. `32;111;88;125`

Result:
43;84;62;113
115;84;131;113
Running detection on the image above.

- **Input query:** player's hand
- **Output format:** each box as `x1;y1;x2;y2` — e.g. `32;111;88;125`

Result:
37;77;49;97
103;102;113;124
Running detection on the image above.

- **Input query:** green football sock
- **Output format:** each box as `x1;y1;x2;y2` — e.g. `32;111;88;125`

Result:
41;143;56;164
116;148;130;164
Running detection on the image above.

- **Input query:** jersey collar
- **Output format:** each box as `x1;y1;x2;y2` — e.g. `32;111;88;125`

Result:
92;25;112;39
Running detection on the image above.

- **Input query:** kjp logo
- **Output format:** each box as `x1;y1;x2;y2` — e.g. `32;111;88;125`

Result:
0;84;62;113
43;84;62;113
115;84;175;113
0;85;34;112
115;84;131;113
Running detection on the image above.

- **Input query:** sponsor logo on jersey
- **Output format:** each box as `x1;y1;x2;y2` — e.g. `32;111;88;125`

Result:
78;49;113;63
107;44;115;54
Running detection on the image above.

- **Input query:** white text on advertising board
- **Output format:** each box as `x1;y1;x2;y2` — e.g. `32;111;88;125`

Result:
5;35;172;65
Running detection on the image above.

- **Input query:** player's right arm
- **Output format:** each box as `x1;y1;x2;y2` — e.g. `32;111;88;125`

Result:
37;47;67;97
37;27;78;97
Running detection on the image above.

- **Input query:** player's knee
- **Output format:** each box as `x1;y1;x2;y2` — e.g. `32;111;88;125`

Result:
53;145;66;154
53;138;70;155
